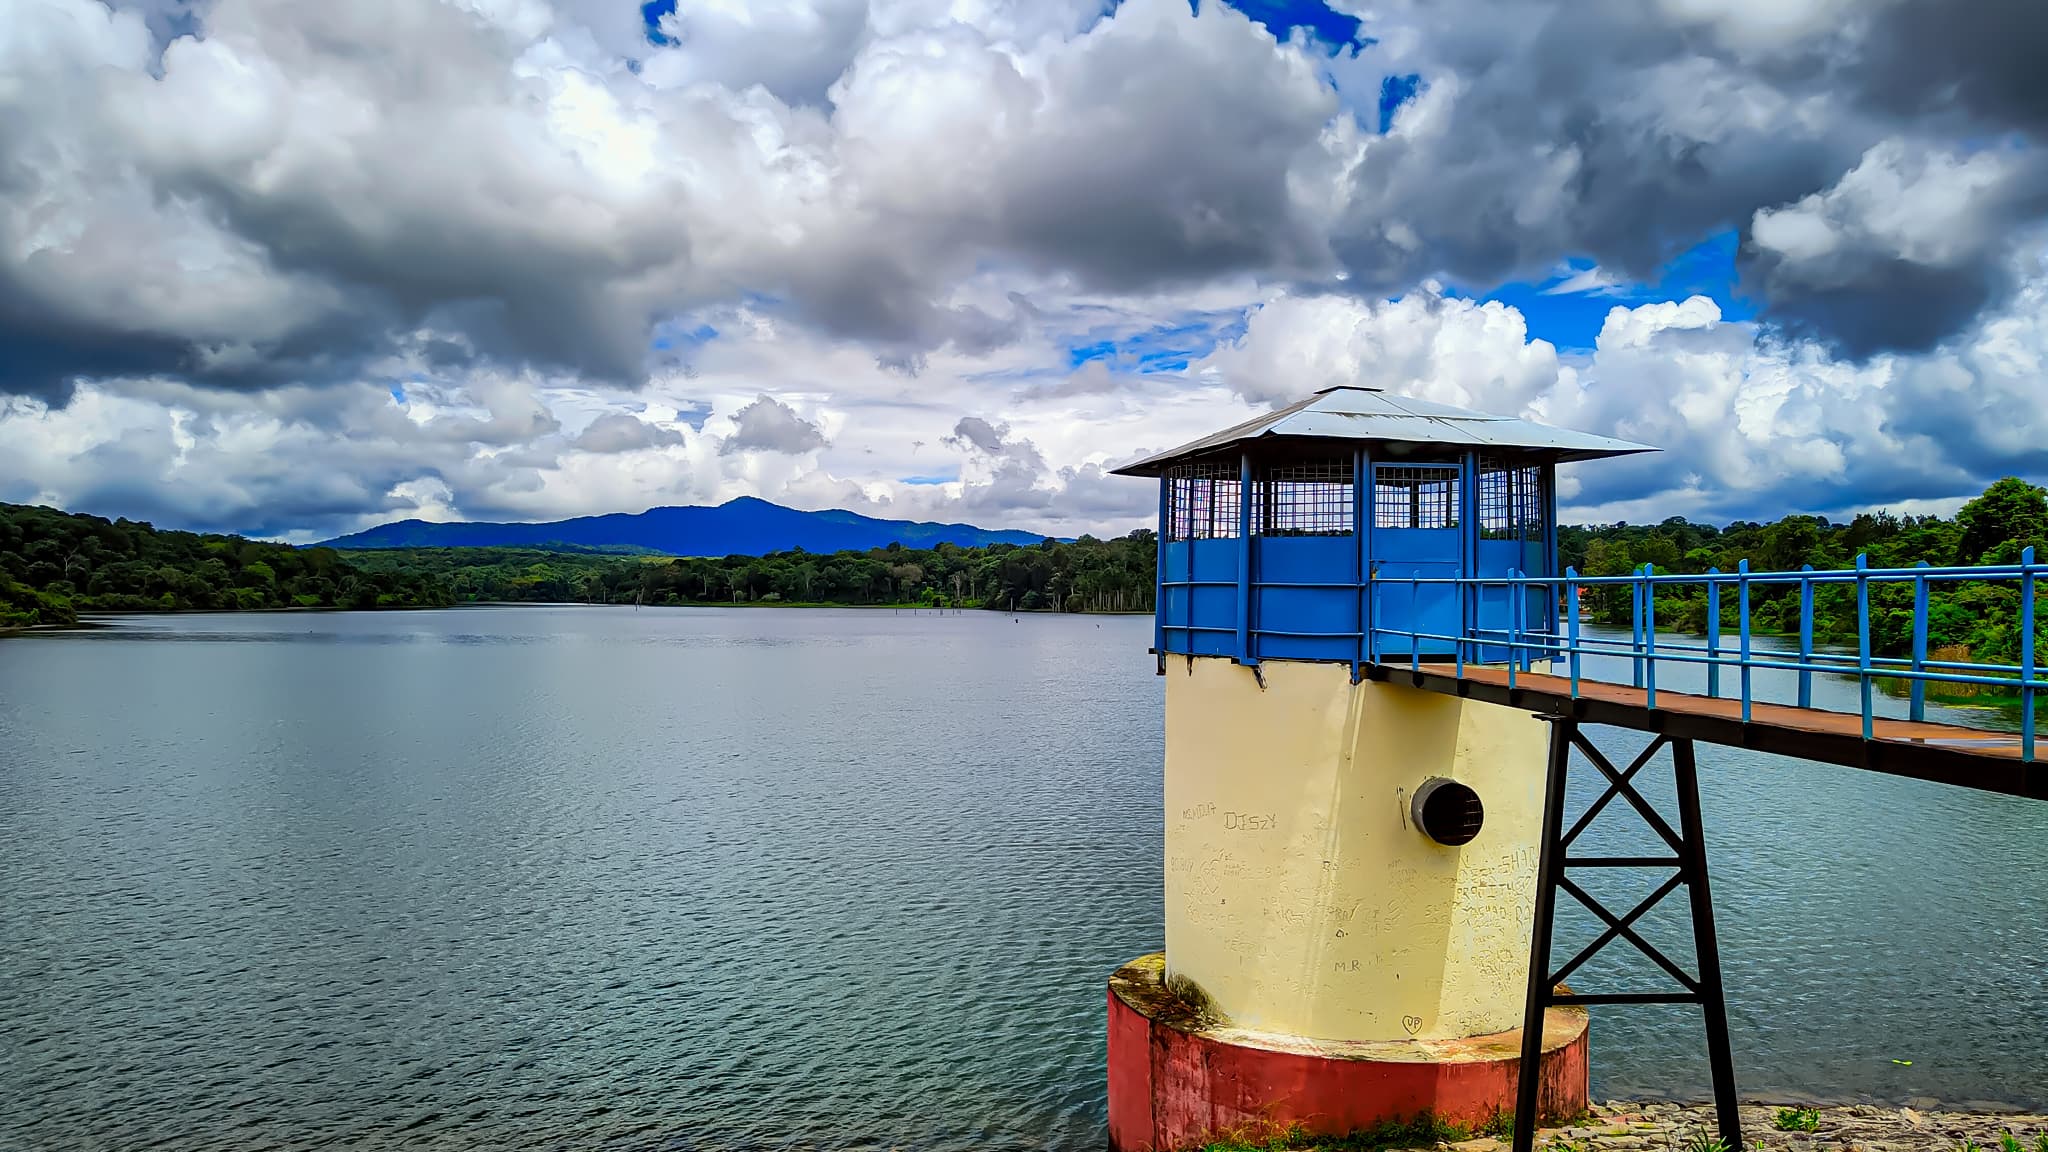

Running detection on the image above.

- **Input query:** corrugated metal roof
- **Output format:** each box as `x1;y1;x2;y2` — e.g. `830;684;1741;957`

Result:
1110;386;1658;475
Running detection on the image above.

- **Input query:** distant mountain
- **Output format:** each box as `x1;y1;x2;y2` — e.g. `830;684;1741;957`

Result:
319;497;1051;555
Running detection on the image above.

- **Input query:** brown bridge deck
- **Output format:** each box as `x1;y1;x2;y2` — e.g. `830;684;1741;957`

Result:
1363;662;2047;801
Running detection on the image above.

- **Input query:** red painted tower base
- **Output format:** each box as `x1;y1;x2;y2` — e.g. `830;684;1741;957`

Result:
1108;954;1591;1152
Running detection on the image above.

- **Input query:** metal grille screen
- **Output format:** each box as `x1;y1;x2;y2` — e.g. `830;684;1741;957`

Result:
1255;458;1353;536
1165;461;1242;541
1373;466;1462;529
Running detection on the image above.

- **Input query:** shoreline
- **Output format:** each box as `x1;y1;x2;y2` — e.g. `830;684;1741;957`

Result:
2;600;1152;638
1526;1100;2048;1152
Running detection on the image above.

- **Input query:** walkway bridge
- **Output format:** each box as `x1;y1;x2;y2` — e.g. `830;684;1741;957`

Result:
1363;555;2042;1150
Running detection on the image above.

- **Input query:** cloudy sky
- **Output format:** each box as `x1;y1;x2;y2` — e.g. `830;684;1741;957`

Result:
2;0;2045;541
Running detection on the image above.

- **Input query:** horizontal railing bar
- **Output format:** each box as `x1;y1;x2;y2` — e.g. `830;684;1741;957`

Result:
1550;993;1702;1006
1566;856;1684;868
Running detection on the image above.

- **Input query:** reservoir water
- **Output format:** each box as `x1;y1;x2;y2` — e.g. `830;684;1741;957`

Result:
2;607;2043;1151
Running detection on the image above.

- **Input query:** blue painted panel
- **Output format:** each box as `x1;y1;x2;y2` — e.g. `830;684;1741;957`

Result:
1254;536;1358;663
1372;527;1459;656
1158;539;1241;657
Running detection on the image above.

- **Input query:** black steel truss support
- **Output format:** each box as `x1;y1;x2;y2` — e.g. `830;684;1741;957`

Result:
1513;719;1740;1152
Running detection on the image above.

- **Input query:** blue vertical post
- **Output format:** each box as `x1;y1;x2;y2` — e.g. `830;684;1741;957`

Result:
1631;570;1646;688
1706;568;1722;699
1364;455;1378;665
1798;564;1815;709
1507;568;1520;690
1644;566;1658;709
1910;562;1929;723
1856;552;1872;740
1154;477;1168;663
1237;452;1253;665
1566;567;1582;696
2022;546;2036;763
1353;448;1367;674
1461;453;1479;671
1542;463;1559;643
1738;560;1752;723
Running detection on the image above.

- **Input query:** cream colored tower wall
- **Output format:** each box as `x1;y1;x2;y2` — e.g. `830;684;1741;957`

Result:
1162;656;1548;1043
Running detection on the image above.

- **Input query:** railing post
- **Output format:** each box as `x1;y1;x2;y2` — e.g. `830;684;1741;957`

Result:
1367;565;1380;664
1738;560;1752;723
1706;568;1721;699
1631;567;1646;689
1508;569;1520;690
1798;564;1814;709
1856;552;1872;741
1412;572;1421;674
1566;566;1582;697
1644;564;1658;709
1911;561;1929;723
2023;546;2036;764
1455;573;1467;679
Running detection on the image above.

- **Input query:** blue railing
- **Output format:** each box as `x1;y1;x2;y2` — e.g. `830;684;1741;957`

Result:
1367;549;2041;763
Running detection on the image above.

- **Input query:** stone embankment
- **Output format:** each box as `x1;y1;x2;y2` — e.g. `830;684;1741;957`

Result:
1497;1101;2048;1152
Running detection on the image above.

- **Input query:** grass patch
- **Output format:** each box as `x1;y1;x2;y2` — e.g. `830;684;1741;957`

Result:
1196;1111;1517;1152
1773;1108;1821;1133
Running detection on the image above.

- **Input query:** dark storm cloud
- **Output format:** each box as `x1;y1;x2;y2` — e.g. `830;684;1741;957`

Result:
1852;0;2048;132
1331;0;2048;357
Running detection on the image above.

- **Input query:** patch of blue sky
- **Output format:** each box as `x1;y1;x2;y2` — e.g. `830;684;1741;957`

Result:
640;0;675;45
900;473;959;486
1378;73;1421;132
651;322;719;352
1065;310;1248;374
1471;231;1758;350
1210;0;1367;52
389;384;406;403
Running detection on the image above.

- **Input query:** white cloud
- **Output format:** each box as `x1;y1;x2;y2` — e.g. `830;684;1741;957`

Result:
3;0;2047;544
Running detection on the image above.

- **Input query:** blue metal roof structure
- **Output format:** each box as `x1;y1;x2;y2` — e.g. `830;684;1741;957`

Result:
1127;387;1656;672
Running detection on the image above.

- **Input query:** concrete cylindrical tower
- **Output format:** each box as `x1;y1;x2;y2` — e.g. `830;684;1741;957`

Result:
1105;387;1655;1151
1164;658;1544;1043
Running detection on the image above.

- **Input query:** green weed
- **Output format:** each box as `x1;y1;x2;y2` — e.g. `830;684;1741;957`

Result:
1773;1109;1821;1133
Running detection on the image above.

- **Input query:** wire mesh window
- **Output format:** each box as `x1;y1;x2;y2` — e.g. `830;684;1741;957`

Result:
1165;460;1242;541
1373;466;1462;529
1478;458;1546;541
1254;458;1354;536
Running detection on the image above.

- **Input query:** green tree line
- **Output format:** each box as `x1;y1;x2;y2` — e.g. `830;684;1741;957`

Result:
1;500;1158;628
8;477;2045;667
341;531;1160;614
1559;476;2048;666
1;503;455;628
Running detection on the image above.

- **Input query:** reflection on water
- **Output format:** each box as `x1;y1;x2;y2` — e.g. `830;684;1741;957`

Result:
0;609;2042;1152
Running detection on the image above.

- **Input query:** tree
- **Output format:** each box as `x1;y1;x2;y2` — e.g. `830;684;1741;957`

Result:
1955;477;2048;565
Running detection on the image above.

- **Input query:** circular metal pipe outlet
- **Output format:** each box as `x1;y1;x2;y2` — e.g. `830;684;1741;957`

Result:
1411;777;1484;846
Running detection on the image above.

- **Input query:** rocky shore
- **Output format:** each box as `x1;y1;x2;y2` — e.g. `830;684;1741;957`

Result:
1513;1101;2048;1152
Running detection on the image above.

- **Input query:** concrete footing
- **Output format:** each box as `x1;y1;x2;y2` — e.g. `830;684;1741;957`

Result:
1109;954;1591;1152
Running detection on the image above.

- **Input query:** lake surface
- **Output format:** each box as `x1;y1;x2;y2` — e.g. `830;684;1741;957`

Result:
1;607;2043;1152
